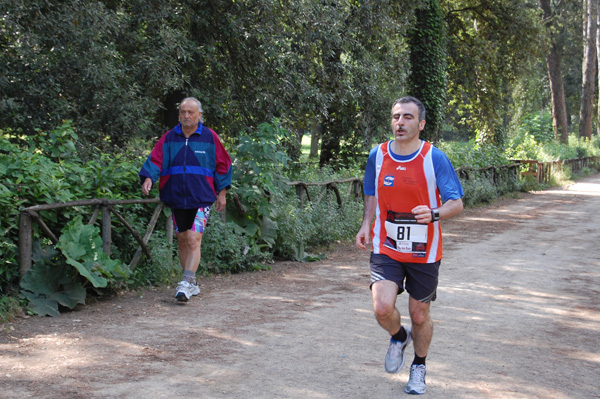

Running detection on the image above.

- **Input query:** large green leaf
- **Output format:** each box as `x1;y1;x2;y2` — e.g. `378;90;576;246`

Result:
57;215;126;288
21;292;61;318
259;216;278;247
63;257;108;288
21;282;87;317
20;255;86;317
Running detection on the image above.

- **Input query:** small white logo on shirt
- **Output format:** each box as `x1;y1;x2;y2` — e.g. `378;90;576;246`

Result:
396;165;406;171
195;151;206;154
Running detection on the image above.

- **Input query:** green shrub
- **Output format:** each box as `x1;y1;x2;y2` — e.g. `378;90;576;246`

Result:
0;295;23;323
515;111;555;144
438;140;512;168
125;228;179;287
272;195;315;261
1;123;150;298
506;131;600;162
307;198;363;248
460;174;498;206
20;216;128;317
271;160;364;260
200;215;271;274
229;120;293;249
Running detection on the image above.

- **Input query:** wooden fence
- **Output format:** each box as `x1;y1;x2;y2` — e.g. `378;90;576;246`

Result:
515;156;599;184
286;177;363;207
455;163;521;184
18;198;171;278
17;179;364;278
17;156;599;278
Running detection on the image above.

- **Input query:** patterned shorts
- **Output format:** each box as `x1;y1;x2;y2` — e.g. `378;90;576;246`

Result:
172;206;211;234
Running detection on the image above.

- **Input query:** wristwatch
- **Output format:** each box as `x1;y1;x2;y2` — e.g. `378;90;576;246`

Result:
430;208;440;223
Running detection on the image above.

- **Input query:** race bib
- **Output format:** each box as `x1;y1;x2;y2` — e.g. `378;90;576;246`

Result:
383;211;428;254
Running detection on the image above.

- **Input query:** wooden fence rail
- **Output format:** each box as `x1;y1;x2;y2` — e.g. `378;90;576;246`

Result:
19;198;171;278
514;156;599;184
286;177;364;207
18;180;365;279
455;163;521;183
17;157;599;278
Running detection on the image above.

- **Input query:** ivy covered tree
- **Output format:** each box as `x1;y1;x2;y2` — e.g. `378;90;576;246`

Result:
407;0;447;143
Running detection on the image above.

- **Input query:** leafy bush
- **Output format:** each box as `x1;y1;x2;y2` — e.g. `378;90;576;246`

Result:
229;119;293;249
307;198;363;249
1;123;150;316
0;296;23;323
127;226;179;287
271;195;315;261
506;129;600;162
459;173;501;207
515;111;555;144
270;160;364;260
505;131;542;160
0;128;80;295
200;215;271;274
438;140;512;168
0;123;147;297
271;191;362;261
20;216;128;317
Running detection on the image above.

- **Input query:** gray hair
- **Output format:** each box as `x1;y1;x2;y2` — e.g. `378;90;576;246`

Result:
392;96;426;122
179;97;204;123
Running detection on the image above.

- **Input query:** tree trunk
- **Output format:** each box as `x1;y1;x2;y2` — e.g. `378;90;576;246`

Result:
547;46;570;143
319;111;341;167
539;0;569;143
580;0;598;139
596;1;600;136
309;119;321;159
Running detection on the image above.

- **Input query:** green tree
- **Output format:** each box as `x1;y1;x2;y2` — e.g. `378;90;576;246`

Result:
539;0;570;143
0;1;160;148
407;0;447;143
442;0;545;144
580;0;597;139
2;0;417;160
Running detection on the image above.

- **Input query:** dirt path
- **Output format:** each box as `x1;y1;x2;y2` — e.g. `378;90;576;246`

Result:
2;174;600;399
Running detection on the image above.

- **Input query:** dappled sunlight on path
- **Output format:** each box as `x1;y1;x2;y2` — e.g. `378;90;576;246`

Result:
1;174;600;398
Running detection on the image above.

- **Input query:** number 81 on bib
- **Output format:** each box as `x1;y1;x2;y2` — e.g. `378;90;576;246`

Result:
384;221;428;253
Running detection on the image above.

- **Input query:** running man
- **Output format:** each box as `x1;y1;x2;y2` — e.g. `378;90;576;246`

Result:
356;96;464;394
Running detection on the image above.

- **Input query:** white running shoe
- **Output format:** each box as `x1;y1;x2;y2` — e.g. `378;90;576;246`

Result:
405;364;427;395
384;325;412;373
175;280;200;302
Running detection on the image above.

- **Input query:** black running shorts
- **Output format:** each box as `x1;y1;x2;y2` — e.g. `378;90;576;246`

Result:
172;207;211;234
369;253;440;303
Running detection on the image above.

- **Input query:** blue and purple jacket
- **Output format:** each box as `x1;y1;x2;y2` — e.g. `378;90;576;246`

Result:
139;123;233;209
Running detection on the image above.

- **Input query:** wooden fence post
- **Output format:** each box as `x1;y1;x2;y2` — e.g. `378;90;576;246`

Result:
101;204;111;256
129;203;164;270
18;211;32;278
166;209;173;267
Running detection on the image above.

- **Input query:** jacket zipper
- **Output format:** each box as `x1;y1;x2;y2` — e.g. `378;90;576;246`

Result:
184;137;188;208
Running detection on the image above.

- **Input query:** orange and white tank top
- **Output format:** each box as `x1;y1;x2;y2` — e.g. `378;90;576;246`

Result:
371;141;442;263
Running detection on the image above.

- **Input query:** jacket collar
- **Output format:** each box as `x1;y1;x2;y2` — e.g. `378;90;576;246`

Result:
174;123;204;136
